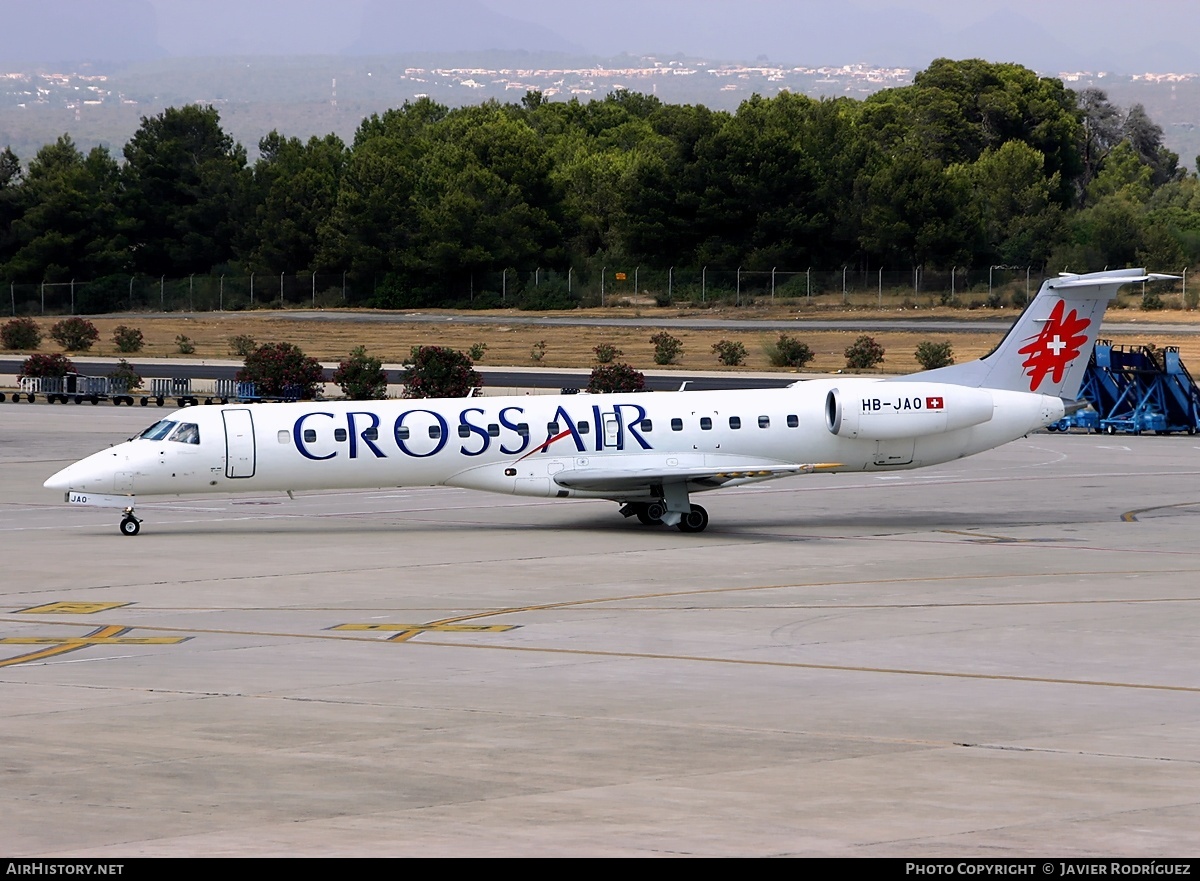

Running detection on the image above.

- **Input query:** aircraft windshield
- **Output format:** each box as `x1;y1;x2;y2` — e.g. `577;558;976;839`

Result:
138;420;178;441
169;423;200;444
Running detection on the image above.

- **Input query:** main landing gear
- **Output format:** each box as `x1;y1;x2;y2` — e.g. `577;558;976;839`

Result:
619;501;710;533
119;507;141;536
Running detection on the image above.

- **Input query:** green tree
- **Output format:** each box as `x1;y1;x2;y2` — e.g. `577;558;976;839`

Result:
950;141;1065;265
402;108;565;301
1077;88;1124;195
874;58;1083;205
244;132;346;272
3;136;123;281
120;105;250;276
0;146;22;267
857;147;976;266
319;130;420;281
684;93;862;267
1122;103;1180;187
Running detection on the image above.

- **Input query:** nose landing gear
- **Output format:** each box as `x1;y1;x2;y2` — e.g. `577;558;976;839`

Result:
120;508;141;536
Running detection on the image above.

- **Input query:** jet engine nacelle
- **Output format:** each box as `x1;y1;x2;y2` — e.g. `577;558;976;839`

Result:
825;383;995;441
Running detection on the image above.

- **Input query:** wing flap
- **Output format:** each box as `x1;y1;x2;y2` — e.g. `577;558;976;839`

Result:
552;463;837;493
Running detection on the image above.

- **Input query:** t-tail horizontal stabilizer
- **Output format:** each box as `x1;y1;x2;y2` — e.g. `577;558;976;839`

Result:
908;269;1178;398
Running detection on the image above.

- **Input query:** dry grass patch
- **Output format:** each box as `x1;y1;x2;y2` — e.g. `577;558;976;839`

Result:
8;308;1200;375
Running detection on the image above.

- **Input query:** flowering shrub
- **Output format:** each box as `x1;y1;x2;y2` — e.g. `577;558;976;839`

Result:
112;325;144;353
587;362;646;393
107;359;142;392
333;346;388;400
914;340;954;369
49;317;99;351
712;339;747;366
767;334;814;368
19;352;74;378
651;331;682;365
228;334;257;356
1;317;41;350
593;343;622;363
845;335;885;369
237;342;324;399
401;346;482;399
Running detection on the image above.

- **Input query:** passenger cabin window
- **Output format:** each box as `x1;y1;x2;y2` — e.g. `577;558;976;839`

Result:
517;423;530;437
640;419;653;432
671;418;683;431
303;429;318;443
729;416;741;429
169;423;200;444
488;424;500;437
758;415;770;429
363;427;379;441
277;430;290;444
578;421;590;434
396;426;410;440
787;414;799;428
700;417;712;430
458;424;472;438
334;428;348;442
547;421;560;435
139;420;177;441
428;425;442;439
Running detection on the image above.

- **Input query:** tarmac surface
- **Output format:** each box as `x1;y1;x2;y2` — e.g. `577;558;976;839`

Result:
3;404;1200;857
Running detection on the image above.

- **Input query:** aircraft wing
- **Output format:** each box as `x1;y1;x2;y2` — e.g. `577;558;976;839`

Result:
552;462;838;493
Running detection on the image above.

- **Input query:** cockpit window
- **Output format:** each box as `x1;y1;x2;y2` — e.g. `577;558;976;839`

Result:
169;423;200;445
138;420;177;441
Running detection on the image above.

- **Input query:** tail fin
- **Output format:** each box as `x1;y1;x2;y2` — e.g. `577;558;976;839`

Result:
910;269;1177;397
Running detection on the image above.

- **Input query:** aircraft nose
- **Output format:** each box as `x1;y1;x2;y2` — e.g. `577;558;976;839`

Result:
44;452;114;493
44;464;78;492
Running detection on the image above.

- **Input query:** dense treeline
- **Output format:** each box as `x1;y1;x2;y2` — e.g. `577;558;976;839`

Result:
2;57;1199;309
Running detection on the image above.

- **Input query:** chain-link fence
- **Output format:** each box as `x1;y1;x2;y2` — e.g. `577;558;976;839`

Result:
5;265;1193;316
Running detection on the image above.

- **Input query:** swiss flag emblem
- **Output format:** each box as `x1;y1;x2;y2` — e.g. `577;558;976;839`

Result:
925;396;944;410
1017;299;1092;392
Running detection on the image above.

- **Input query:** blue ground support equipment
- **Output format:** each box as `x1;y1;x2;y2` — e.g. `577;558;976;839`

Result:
1051;341;1200;435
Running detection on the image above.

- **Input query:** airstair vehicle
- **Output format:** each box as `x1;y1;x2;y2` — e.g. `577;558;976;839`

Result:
1052;342;1200;435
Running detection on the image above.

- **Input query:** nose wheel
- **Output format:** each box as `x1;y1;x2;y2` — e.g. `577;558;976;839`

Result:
120;512;141;536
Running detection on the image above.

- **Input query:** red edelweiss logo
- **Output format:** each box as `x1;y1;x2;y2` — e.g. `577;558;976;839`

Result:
1017;299;1091;392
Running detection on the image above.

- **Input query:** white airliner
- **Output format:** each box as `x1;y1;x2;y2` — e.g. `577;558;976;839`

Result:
45;268;1171;535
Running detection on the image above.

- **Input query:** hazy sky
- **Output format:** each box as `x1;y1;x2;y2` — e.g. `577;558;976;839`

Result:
6;1;1200;72
141;1;1200;71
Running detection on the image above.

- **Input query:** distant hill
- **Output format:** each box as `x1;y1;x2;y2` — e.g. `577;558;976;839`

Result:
0;0;164;64
346;0;583;55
